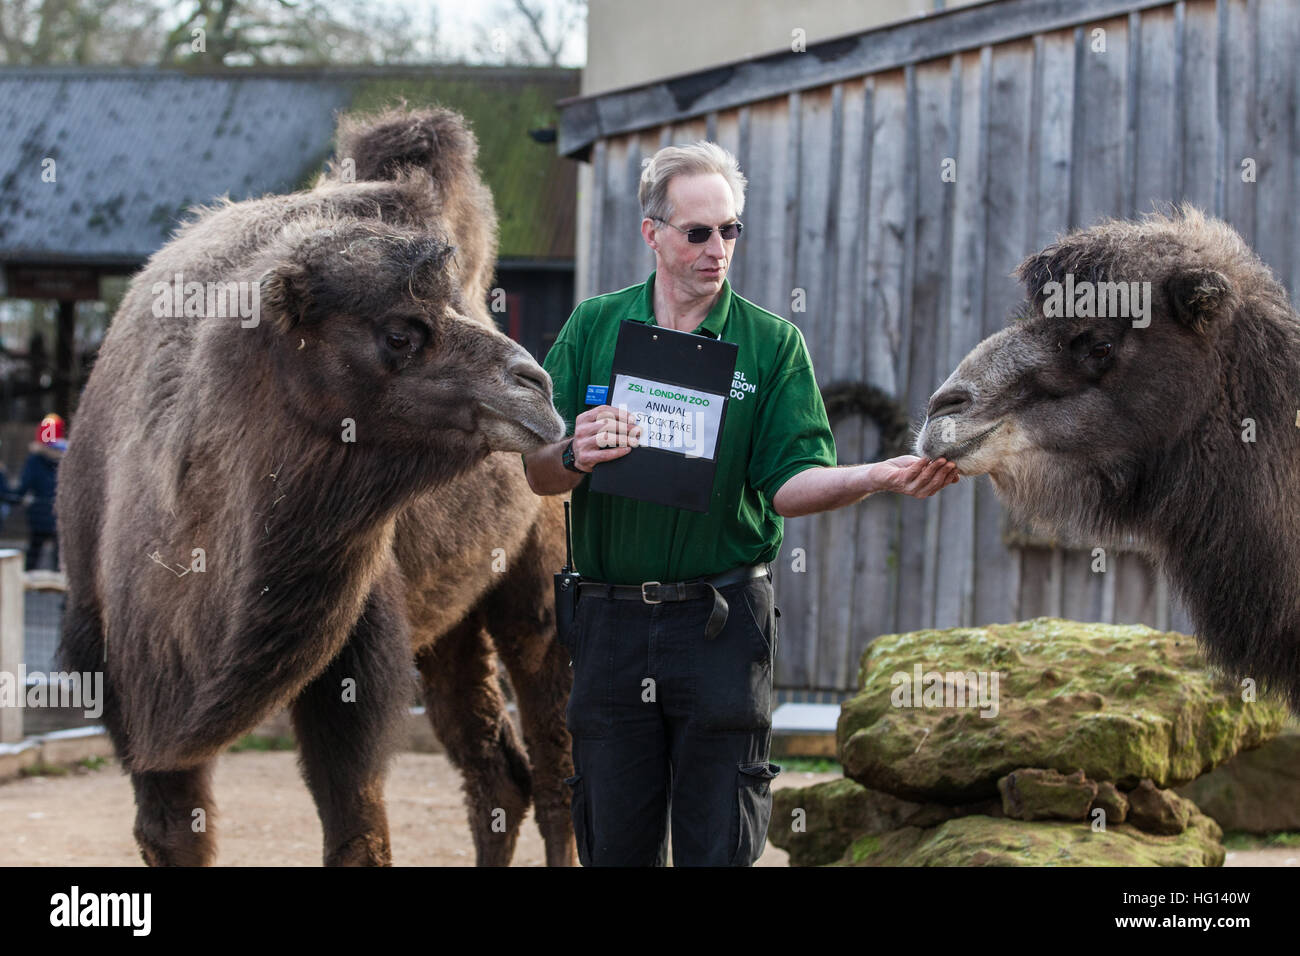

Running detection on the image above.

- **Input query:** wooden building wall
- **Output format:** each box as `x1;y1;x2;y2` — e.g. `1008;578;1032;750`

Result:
568;0;1296;693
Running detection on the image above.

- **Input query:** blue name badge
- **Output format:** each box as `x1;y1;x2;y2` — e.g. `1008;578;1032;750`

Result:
584;384;609;406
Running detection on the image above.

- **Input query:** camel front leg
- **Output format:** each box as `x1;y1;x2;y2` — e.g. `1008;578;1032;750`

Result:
292;573;412;866
131;762;218;866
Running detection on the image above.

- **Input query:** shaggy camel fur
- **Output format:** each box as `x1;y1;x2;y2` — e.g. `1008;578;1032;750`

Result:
917;207;1300;712
58;108;572;865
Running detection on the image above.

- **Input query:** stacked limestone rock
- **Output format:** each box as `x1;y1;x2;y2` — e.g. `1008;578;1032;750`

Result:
770;618;1289;866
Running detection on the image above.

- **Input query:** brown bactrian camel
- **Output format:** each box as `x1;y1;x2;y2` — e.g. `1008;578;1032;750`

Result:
58;108;577;865
916;206;1300;713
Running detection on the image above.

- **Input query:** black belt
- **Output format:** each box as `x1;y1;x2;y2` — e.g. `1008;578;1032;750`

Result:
578;564;770;640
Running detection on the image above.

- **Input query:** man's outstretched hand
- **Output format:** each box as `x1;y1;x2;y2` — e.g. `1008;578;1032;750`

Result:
871;455;959;499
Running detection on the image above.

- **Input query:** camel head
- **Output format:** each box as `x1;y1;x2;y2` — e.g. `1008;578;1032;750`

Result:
915;208;1254;541
257;218;564;458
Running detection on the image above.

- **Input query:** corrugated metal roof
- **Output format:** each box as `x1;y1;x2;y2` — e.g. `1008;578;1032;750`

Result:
0;66;578;268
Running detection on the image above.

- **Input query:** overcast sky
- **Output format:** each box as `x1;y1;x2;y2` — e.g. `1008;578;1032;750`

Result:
414;0;587;66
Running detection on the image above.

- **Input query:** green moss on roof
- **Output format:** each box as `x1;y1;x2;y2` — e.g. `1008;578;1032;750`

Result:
347;73;577;260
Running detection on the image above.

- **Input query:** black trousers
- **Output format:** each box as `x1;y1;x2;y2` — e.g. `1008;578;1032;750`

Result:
27;530;58;572
564;573;781;866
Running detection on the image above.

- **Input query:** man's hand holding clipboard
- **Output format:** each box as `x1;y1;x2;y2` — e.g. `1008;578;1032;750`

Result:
565;404;644;472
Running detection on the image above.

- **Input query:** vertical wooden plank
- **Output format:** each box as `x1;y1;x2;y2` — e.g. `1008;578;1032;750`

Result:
1034;29;1076;247
1181;0;1220;211
1173;2;1187;198
734;106;752;296
814;82;863;689
778;90;825;688
1049;548;1064;618
864;70;909;641
1015;545;1054;618
1113;550;1161;625
597;135;631;290
1154;571;1171;631
1073;16;1129;229
1250;0;1292;284
785;86;836;687
1101;550;1118;622
974;39;1035;627
588;139;608;299
1221;0;1257;244
743;96;807;686
933;49;987;628
853;75;907;659
624;133;656;289
739;97;787;317
1134;6;1179;211
712;107;747;294
1061;549;1106;622
897;59;952;632
1068;26;1087;229
847;76;900;668
1124;11;1141;218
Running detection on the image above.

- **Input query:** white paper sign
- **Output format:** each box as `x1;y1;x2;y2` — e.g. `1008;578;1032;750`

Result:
611;373;726;461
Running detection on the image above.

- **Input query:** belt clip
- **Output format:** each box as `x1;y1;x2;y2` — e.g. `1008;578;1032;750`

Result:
641;581;662;604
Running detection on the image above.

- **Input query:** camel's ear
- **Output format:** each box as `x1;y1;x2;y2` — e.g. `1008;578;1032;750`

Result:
259;261;312;334
1165;268;1233;333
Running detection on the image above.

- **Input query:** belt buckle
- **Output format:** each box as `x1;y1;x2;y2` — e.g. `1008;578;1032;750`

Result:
641;581;662;604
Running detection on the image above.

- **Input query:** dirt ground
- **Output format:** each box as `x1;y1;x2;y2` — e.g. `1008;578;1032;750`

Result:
0;751;1293;867
0;751;835;866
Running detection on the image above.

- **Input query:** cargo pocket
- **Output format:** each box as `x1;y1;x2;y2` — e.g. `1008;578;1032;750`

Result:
564;773;593;866
730;761;781;866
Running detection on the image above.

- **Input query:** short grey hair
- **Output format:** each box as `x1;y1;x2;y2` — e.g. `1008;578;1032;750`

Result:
638;142;747;222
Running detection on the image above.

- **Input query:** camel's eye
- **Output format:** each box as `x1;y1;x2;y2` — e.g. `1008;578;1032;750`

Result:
1089;342;1113;360
378;318;430;363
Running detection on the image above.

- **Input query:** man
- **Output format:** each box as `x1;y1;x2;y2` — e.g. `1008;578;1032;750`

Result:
523;142;957;866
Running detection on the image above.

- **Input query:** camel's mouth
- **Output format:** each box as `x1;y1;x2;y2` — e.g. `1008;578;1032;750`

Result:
931;421;1001;462
477;401;566;450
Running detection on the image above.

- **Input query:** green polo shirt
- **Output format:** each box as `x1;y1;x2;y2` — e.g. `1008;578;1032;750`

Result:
538;271;836;585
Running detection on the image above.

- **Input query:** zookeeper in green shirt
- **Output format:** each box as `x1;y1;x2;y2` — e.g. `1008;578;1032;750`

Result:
523;141;958;867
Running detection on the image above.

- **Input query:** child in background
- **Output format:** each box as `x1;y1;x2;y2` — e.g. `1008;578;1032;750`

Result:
11;413;65;571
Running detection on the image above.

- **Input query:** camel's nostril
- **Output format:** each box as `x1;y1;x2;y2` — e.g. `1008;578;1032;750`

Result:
927;387;973;421
509;360;550;396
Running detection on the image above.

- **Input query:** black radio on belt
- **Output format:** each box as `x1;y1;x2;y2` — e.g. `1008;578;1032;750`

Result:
554;500;581;648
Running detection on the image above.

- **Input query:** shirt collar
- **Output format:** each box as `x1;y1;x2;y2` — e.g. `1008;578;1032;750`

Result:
630;270;731;339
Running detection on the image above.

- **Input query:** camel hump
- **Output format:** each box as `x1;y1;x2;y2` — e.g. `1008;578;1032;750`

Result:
332;107;478;187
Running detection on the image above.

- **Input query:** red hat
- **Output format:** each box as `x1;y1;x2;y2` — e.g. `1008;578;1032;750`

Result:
37;413;66;446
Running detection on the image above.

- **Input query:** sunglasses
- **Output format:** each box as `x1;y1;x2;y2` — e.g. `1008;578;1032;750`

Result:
654;218;744;243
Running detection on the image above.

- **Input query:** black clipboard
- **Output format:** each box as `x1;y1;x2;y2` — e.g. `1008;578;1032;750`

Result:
589;320;738;513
